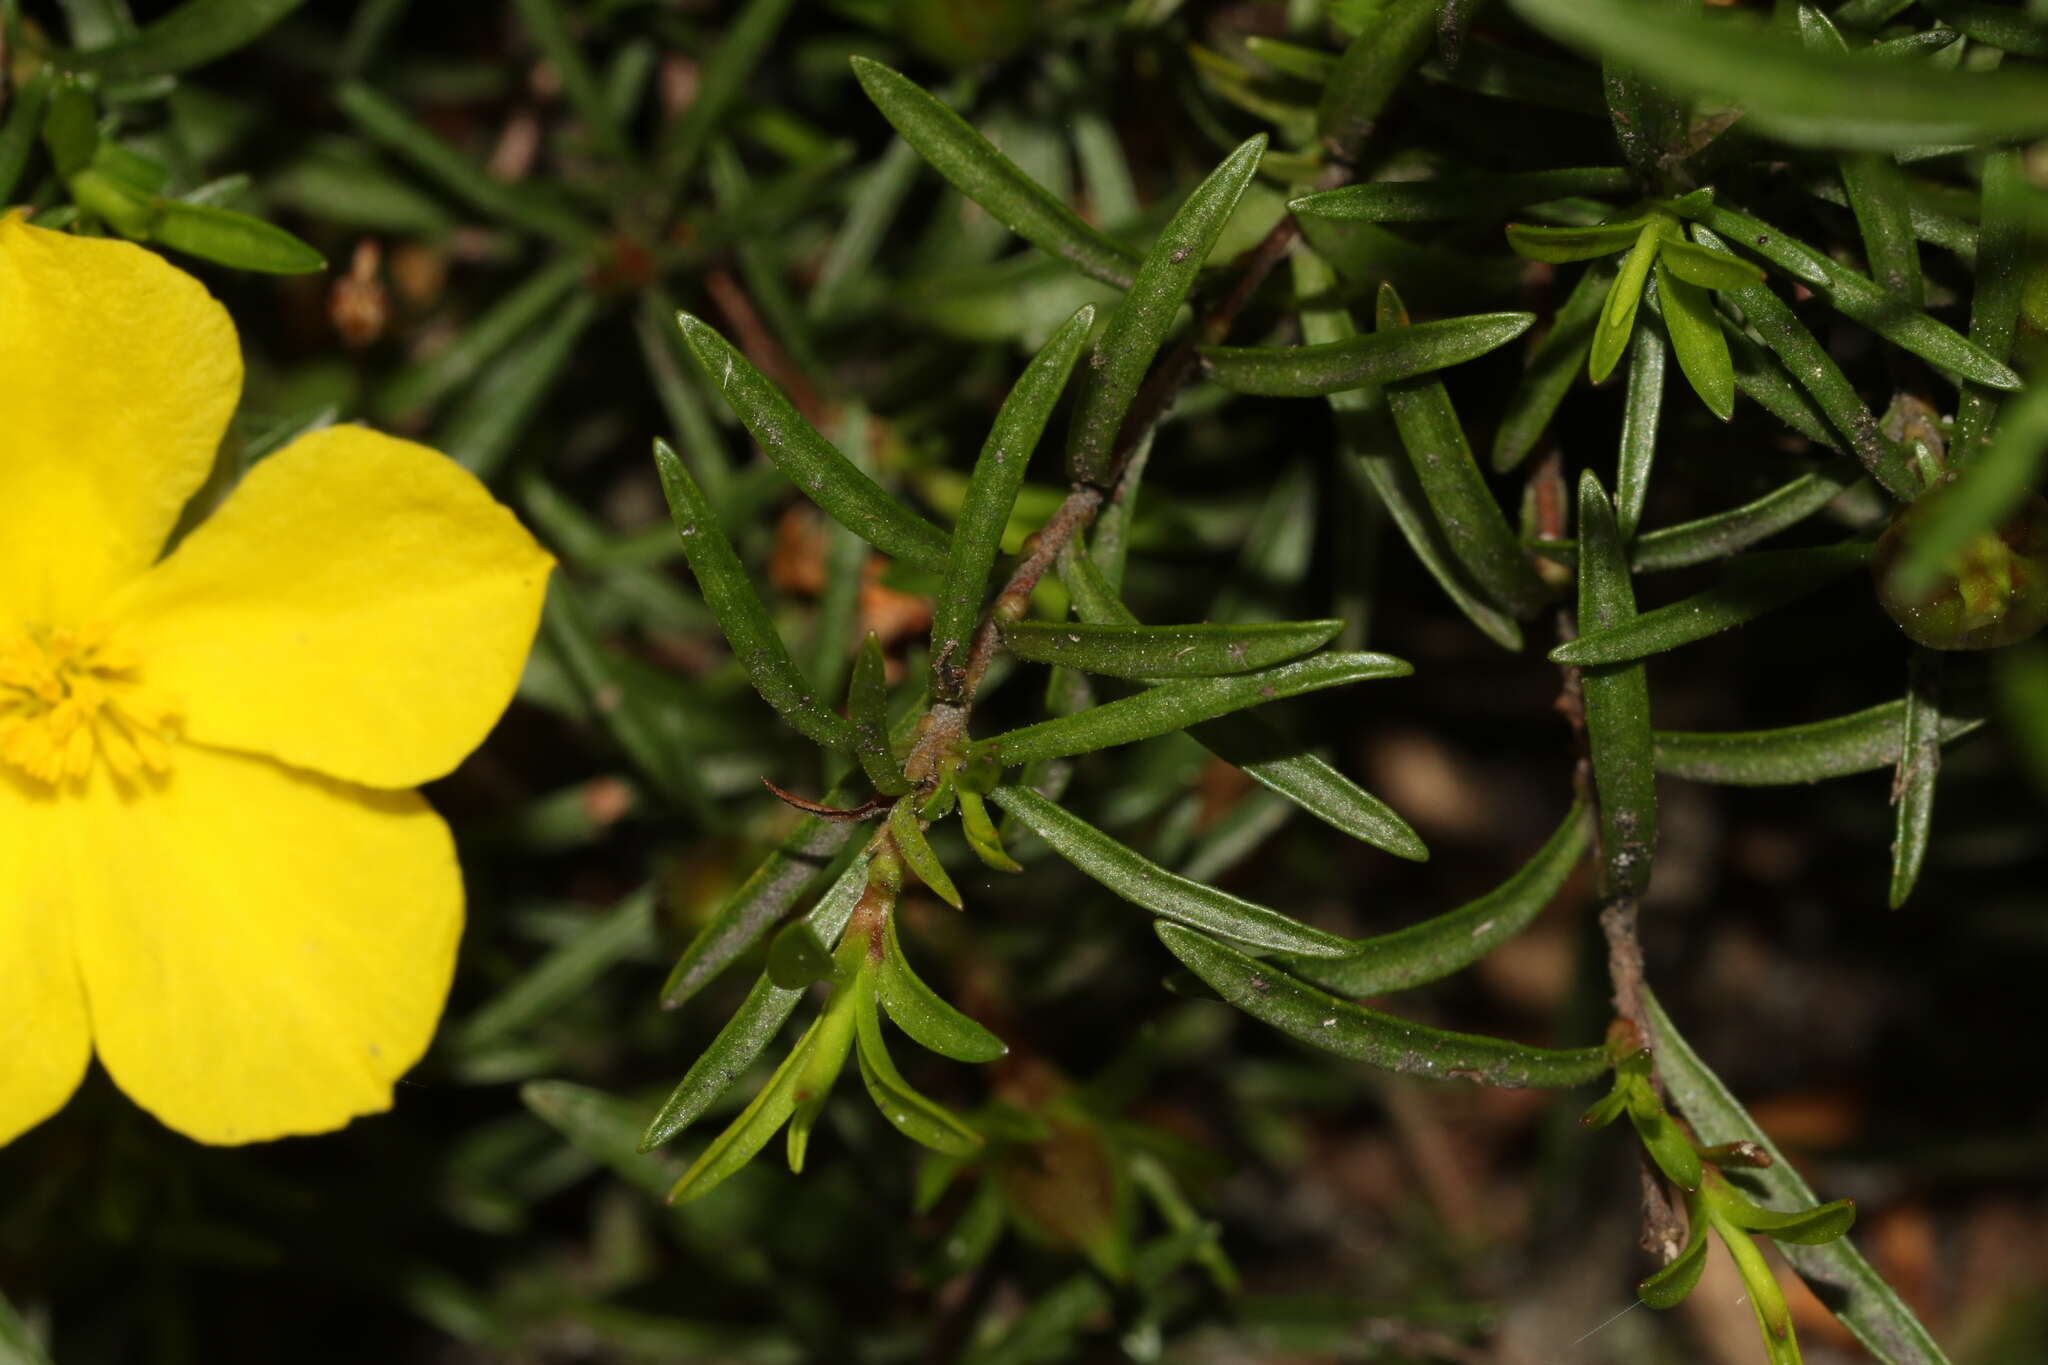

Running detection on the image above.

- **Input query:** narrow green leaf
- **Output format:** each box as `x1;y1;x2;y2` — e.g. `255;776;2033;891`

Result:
1722;311;1840;451
999;618;1343;679
1505;218;1649;264
1723;1189;1859;1246
1510;0;2048;150
930;303;1096;700
766;921;836;991
651;438;857;750
1648;990;1955;1365
1629;1087;1704;1190
889;799;962;910
374;256;588;420
1678;207;2021;393
1629;466;1861;573
784;973;862;1175
640;853;870;1150
1194;716;1429;862
1379;283;1550;617
146;199;324;273
1066;135;1267;486
1953;151;2027;461
854;992;984;1157
956;788;1022;872
1200;311;1534;397
1840;150;1924;310
59;0;303;79
436;293;597;481
668;1005;828;1202
0;70;53;205
336;81;595;246
1889;651;1941;908
1575;473;1658;900
1494;261;1612;472
1656;237;1766;294
1316;0;1439;150
1655;698;1983;784
971;651;1411;767
1638;1215;1711;1309
521;1081;682;1201
1895;383;2048;599
1289;798;1587;996
457;889;654;1053
1156;924;1611;1087
1652;261;1735;421
1920;0;2048;56
1591;220;1661;384
849;634;907;796
850;57;1140;289
989;786;1353;957
676;315;950;571
1616;316;1666;541
1553;541;1872;666
879;910;1006;1063
1295;168;1633;223
510;0;630;163
653;0;797;209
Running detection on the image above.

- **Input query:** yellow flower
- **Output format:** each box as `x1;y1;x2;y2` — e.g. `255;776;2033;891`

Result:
0;216;553;1146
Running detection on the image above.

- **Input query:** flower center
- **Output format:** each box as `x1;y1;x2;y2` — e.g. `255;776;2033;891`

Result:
0;623;179;786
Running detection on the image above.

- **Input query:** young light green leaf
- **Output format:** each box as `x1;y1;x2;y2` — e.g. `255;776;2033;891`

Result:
1656;237;1766;294
850;57;1140;289
1200;311;1534;397
1628;1085;1704;1191
1889;651;1941;909
1616;316;1666;540
1722;1187;1859;1246
1379;283;1550;617
1677;207;2021;392
1638;1213;1712;1309
956;788;1023;873
1505;218;1649;264
1066;135;1267;486
1553;541;1873;667
1156;924;1611;1087
1494;260;1612;471
890;799;962;910
879;910;1006;1063
1288;798;1587;996
668;998;838;1202
1655;698;1983;785
336;81;596;246
641;853;871;1151
854;991;984;1157
1295;168;1633;223
676;315;950;570
999;618;1343;679
783;974;862;1175
970;651;1411;767
1575;473;1657;901
930;303;1095;700
1511;0;2048;149
651;439;858;750
59;0;303;79
1316;0;1439;149
146;199;324;273
1647;990;1954;1365
1590;219;1661;384
1652;261;1735;421
989;786;1354;957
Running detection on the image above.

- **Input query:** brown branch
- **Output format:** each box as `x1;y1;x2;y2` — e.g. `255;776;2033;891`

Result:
759;778;891;821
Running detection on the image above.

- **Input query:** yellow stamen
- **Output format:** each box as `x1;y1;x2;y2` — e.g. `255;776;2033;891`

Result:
0;623;180;788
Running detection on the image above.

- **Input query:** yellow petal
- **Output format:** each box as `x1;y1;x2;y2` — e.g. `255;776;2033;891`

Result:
72;745;462;1145
109;425;553;789
0;773;94;1145
0;215;241;621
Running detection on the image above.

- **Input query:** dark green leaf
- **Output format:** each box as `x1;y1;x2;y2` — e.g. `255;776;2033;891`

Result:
1553;541;1872;666
437;294;599;480
854;992;983;1157
1575;473;1658;900
1953;151;2027;461
1590;219;1660;384
878;911;1006;1063
1295;168;1632;223
1631;466;1860;573
510;0;629;163
522;1081;683;1201
652;438;857;750
1494;261;1612;471
1652;261;1735;421
849;634;907;796
1511;0;2048;149
1722;311;1840;450
676;315;951;571
1505;218;1650;264
1840;149;1924;310
999;618;1343;679
653;0;798;209
1655;698;1983;784
60;0;303;79
1920;0;2048;56
767;921;836;991
1155;924;1610;1087
850;57;1141;289
989;786;1353;957
457;889;655;1054
0;70;53;204
1316;0;1439;149
1066;135;1266;485
1288;798;1587;996
1889;651;1941;909
1379;283;1550;617
930;303;1095;700
374;256;589;421
1201;310;1534;397
971;651;1411;767
1647;991;1954;1365
1616;316;1666;540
